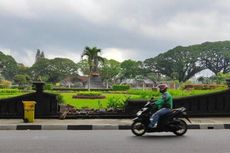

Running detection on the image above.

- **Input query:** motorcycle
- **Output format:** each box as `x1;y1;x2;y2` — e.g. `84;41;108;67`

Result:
131;101;191;136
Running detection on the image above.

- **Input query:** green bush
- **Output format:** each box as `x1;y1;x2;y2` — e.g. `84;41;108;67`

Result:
107;95;130;108
56;94;64;104
0;80;11;88
183;84;225;90
77;91;102;96
44;83;53;90
112;85;130;91
128;89;160;99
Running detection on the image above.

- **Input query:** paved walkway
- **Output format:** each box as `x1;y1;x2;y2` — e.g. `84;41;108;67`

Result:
0;118;230;130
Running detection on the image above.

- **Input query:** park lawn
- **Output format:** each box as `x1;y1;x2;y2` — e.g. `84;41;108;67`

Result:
60;92;140;109
60;89;227;109
0;93;28;99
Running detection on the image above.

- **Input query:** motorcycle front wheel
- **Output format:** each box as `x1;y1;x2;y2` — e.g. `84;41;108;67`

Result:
173;119;187;136
131;121;146;136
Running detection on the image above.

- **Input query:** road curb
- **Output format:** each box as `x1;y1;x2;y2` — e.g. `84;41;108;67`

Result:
0;124;229;130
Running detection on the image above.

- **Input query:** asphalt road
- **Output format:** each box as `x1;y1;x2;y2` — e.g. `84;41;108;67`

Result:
0;130;230;153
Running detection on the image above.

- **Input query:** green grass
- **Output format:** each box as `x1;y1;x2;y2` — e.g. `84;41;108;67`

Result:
0;93;27;99
60;88;227;109
60;93;140;109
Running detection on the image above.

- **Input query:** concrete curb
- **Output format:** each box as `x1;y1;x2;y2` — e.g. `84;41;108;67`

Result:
0;124;229;130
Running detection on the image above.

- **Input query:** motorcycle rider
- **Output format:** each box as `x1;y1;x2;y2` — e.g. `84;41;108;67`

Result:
148;84;173;128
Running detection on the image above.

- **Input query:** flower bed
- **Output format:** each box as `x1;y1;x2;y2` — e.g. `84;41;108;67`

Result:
59;104;125;119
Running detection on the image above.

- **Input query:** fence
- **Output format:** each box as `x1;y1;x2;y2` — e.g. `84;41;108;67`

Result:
125;89;230;117
0;82;59;118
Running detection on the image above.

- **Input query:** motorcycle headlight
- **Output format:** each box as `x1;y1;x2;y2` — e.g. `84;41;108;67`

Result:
136;111;142;116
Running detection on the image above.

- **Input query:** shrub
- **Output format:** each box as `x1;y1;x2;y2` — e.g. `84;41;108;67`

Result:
127;89;160;99
107;95;130;108
183;84;225;90
56;94;64;104
112;85;130;91
0;80;11;88
44;83;53;90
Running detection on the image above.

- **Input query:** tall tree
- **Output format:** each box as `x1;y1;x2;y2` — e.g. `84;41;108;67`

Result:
145;46;204;82
120;59;142;80
29;58;78;82
77;59;90;75
0;51;18;80
200;41;230;75
100;59;121;88
81;47;104;91
14;74;30;88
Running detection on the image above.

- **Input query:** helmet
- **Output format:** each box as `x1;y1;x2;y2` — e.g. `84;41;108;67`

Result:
158;84;168;93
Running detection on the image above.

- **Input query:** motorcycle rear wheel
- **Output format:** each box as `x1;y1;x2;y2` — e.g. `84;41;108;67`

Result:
173;119;187;136
131;121;146;136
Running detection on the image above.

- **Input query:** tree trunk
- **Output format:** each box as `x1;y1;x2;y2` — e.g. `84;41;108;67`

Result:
88;75;91;91
106;80;109;89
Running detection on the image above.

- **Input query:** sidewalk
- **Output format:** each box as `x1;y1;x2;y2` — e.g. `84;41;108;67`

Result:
0;118;230;130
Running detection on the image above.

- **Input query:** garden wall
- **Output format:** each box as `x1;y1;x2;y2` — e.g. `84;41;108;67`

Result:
125;89;230;117
0;84;59;118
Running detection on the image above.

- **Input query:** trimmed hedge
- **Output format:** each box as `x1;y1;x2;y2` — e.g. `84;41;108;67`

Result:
52;88;111;91
72;91;105;99
184;84;225;90
112;85;130;91
77;91;102;96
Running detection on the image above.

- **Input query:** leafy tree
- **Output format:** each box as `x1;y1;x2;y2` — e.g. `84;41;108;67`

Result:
200;41;230;75
81;46;104;90
47;58;78;82
14;74;30;87
17;63;29;75
29;58;78;83
145;46;204;82
100;59;121;88
0;51;18;80
120;59;142;79
29;58;50;81
77;59;90;75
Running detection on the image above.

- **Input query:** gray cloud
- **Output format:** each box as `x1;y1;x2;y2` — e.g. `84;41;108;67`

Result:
0;0;230;66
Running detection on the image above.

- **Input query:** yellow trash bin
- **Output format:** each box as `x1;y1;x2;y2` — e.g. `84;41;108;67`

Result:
22;101;36;123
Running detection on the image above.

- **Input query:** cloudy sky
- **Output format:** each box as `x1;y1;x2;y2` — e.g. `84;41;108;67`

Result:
0;0;230;66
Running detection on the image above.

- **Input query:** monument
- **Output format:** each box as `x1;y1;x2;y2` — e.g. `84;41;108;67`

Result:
85;60;105;89
81;47;105;89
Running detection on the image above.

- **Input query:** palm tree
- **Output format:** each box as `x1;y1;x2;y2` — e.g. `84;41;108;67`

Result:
81;47;104;91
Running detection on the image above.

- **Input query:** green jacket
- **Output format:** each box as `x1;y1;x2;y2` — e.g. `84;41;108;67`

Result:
155;92;173;109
